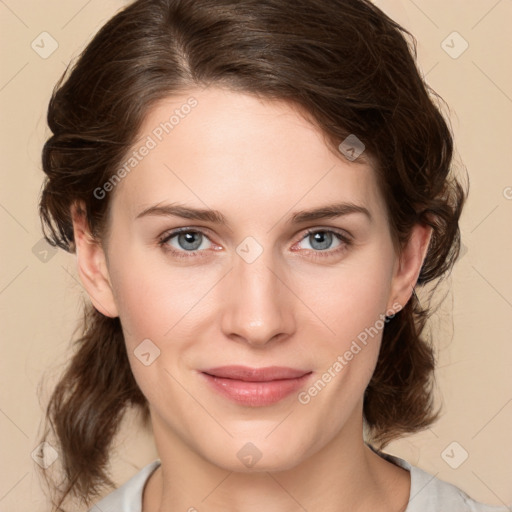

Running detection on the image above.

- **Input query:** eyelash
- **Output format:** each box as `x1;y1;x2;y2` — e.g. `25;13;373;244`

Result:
157;227;352;260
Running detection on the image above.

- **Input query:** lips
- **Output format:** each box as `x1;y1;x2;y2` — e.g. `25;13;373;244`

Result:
199;365;312;406
203;365;309;381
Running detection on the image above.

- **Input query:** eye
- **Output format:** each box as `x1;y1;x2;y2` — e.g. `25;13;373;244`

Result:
293;229;352;258
158;228;215;258
158;227;352;260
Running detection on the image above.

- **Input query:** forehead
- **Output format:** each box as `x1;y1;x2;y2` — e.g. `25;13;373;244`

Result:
109;87;387;227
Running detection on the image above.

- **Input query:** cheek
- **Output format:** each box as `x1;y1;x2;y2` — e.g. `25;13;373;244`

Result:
294;263;393;423
107;255;207;407
297;247;396;404
305;253;395;344
106;242;210;343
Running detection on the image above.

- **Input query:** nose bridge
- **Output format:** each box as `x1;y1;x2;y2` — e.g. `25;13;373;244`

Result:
220;238;294;346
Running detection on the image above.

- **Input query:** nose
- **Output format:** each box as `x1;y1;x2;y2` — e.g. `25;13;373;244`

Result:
220;248;296;348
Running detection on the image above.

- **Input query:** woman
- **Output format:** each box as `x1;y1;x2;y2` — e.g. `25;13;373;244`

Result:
37;0;509;511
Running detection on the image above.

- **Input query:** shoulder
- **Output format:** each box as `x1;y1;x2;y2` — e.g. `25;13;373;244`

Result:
377;450;510;512
87;460;161;512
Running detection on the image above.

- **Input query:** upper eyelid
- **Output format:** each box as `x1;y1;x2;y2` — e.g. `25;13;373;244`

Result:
302;227;352;240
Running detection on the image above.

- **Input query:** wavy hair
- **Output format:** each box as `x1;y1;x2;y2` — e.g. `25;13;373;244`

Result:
37;0;466;509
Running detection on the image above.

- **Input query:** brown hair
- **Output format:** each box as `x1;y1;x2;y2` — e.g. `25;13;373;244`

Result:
38;0;466;509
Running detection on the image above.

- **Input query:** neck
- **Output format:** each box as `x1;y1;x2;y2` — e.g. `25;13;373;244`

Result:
143;411;410;512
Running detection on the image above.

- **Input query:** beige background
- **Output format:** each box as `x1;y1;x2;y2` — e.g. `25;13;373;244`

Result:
0;0;511;510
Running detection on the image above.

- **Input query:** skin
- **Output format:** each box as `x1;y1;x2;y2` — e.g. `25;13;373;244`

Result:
72;87;432;512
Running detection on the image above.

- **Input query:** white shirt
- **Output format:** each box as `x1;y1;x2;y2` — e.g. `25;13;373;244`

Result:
88;451;510;512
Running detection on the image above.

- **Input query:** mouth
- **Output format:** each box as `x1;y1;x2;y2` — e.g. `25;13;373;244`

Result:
199;365;313;407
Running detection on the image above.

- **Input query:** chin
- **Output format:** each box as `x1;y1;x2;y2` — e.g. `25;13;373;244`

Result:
198;436;311;474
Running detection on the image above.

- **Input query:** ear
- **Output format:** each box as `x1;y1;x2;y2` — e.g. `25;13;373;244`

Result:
387;223;432;311
71;202;118;318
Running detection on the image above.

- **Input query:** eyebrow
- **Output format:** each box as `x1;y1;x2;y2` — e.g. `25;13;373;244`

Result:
135;201;372;225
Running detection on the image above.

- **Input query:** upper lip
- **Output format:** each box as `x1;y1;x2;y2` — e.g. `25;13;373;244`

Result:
201;365;311;382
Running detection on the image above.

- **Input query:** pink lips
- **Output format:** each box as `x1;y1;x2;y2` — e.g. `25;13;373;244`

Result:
200;365;312;406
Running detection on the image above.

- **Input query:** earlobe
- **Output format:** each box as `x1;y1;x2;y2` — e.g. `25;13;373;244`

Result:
388;223;432;311
71;203;118;318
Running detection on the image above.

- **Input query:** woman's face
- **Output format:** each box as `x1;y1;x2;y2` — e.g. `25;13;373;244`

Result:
82;87;423;472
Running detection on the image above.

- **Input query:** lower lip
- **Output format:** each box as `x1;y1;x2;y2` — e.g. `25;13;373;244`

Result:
201;372;312;407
